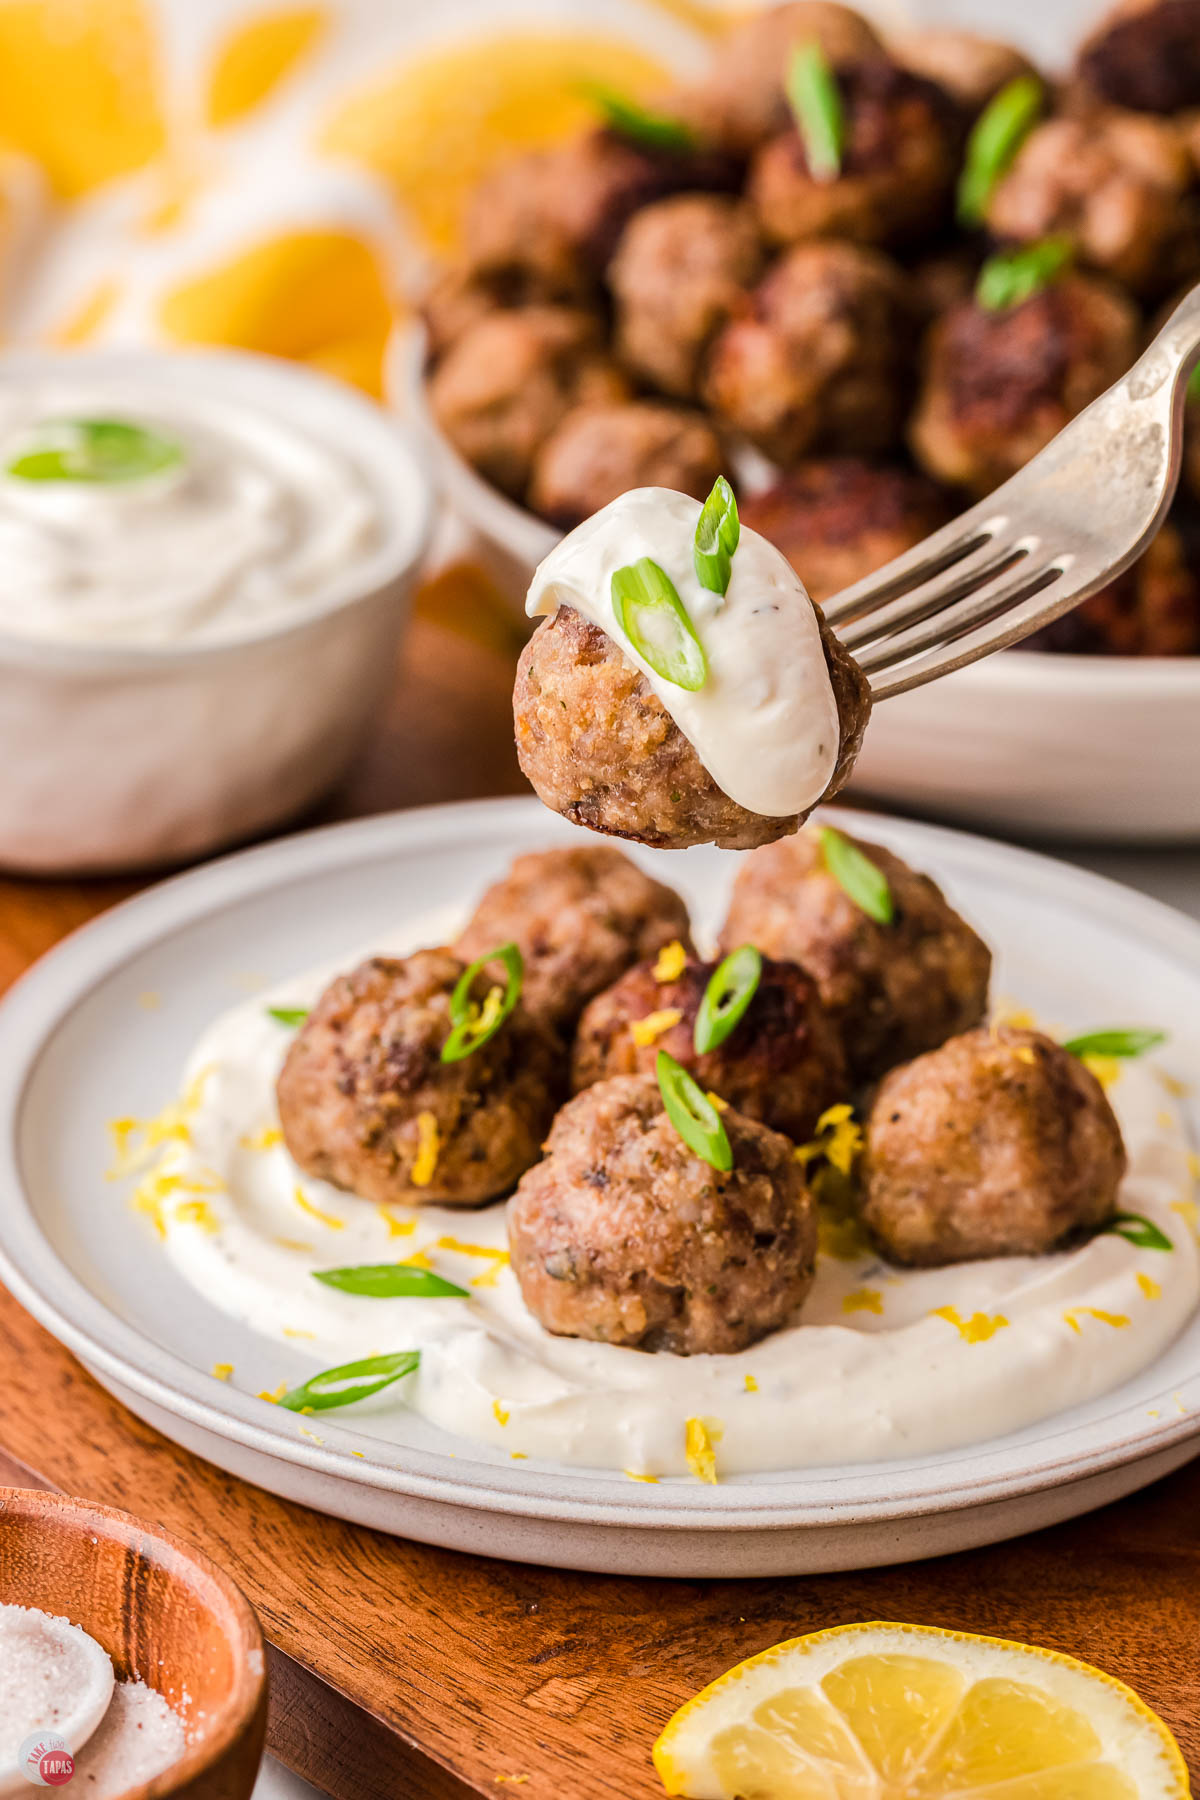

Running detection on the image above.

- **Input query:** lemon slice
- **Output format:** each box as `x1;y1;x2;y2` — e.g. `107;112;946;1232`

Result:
653;1622;1190;1800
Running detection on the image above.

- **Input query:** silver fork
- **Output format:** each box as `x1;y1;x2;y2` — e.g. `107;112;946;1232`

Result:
823;282;1200;697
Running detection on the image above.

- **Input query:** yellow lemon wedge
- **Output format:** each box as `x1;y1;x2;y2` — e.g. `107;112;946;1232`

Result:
652;1622;1189;1800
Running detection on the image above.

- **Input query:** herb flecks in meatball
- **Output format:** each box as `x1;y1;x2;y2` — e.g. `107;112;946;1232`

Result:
720;829;991;1085
608;194;764;400
862;1026;1126;1265
454;844;693;1037
275;950;561;1207
529;402;724;531
508;1074;817;1354
749;59;958;251
514;603;871;852
572;954;847;1141
740;459;953;604
705;242;917;465
428;306;627;500
909;274;1139;495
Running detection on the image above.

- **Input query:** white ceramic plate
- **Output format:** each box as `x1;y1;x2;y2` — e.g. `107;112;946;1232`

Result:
1;797;1199;1578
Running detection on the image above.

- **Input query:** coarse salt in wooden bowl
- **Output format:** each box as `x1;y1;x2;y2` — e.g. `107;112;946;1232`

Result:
0;1486;267;1799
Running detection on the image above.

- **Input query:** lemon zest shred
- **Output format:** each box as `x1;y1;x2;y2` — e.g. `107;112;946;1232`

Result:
274;1236;316;1254
298;1426;324;1443
631;1007;683;1048
842;1287;884;1317
1137;1272;1162;1301
1156;1109;1175;1132
685;1416;722;1485
1186;1151;1200;1182
293;1185;345;1230
1083;1054;1121;1090
436;1235;510;1287
625;1469;660;1483
257;1382;287;1403
492;1399;510;1427
351;1450;366;1458
706;1091;729;1113
1171;1198;1199;1240
1065;1306;1130;1335
211;1362;234;1382
510;1451;528;1461
796;1103;862;1178
1013;1046;1037;1065
240;1125;283;1151
1159;1070;1190;1098
932;1305;1009;1344
411;1110;440;1187
377;1205;417;1238
653;940;688;983
743;1373;759;1393
173;1198;220;1233
282;1326;316;1340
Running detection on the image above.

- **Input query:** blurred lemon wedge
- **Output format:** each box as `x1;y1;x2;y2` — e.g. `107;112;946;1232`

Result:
653;1622;1190;1800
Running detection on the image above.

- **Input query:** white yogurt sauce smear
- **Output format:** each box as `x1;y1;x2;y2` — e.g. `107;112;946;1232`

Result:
526;487;840;819
0;377;381;646
126;915;1200;1481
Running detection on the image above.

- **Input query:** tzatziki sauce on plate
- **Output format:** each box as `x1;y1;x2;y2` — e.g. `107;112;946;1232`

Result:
0;371;383;647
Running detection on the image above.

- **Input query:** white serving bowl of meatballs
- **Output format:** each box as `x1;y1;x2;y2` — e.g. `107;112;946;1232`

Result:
394;0;1200;842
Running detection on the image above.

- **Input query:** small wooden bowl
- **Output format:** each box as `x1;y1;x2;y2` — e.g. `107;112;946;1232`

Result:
0;1486;267;1799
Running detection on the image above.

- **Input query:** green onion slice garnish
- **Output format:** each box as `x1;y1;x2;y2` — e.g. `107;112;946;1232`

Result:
786;40;845;184
578;80;695;153
441;942;523;1064
956;74;1043;228
611;556;708;691
693;475;740;597
819;826;893;925
266;1006;309;1028
656;1049;732;1172
1101;1212;1174;1253
976;236;1072;312
6;417;184;485
1062;1028;1167;1060
312;1263;469;1299
279;1349;420;1413
1188;364;1200;402
694;945;763;1055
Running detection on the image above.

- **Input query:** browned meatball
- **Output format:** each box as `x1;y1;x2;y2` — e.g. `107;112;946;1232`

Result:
1026;521;1200;654
680;2;884;153
454;844;694;1035
749;60;958;250
514;603;871;852
507;1074;817;1353
705;242;917;464
607;195;763;399
421;257;593;361
889;29;1038;114
428;307;627;499
720;830;991;1086
571;954;847;1140
740;459;953;604
862;1026;1126;1265
986;113;1197;297
529;402;724;530
462;129;738;286
1076;0;1200;115
909;274;1139;495
275;951;562;1206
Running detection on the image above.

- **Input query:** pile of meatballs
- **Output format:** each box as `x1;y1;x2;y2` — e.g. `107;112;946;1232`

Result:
425;0;1200;658
276;839;1127;1358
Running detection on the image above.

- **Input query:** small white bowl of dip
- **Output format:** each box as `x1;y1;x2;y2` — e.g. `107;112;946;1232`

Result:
0;348;433;873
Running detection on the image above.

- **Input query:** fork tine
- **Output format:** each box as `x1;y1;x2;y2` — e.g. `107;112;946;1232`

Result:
819;503;1006;627
855;559;1063;676
837;539;1033;651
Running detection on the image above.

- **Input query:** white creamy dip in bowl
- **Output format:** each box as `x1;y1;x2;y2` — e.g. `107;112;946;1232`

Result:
0;349;433;873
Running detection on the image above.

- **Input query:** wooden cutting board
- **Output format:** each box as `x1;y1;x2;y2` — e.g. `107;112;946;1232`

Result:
0;584;1197;1796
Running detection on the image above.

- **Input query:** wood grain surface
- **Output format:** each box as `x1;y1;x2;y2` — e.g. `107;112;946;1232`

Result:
0;577;1196;1799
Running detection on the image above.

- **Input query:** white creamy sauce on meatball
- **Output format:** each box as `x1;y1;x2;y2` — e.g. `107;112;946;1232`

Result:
0;374;381;646
526;488;841;819
126;915;1200;1481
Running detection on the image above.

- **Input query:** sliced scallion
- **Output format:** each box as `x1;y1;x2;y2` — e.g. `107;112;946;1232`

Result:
820;827;893;925
312;1263;468;1299
441;942;523;1063
657;1049;732;1172
694;946;762;1055
786;40;845;184
976;236;1072;312
956;74;1043;227
266;1006;309;1027
1102;1212;1174;1253
6;417;184;484
611;556;708;691
578;80;695;154
693;475;740;596
278;1349;420;1413
1062;1028;1167;1060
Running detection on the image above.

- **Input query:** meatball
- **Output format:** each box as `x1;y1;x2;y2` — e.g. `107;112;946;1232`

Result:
889;28;1038;115
608;195;763;399
740;459;953;605
529;401;724;530
514;602;871;852
428;306;627;499
705;241;917;464
985;113;1197;297
909;274;1139;496
680;2;884;153
1076;0;1200;115
749;59;958;250
1026;521;1200;654
571;953;847;1140
720;829;991;1086
275;950;562;1206
862;1026;1126;1265
421;257;592;361
508;1074;817;1354
454;844;694;1035
462;128;738;287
